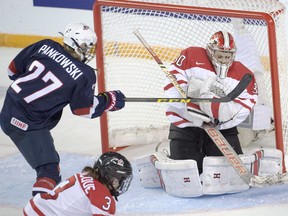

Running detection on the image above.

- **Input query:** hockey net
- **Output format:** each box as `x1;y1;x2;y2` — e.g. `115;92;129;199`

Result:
93;0;288;154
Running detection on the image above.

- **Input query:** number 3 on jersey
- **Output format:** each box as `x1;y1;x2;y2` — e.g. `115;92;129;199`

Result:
11;60;63;103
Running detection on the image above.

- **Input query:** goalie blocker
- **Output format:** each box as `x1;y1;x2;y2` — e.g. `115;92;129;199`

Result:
135;149;282;197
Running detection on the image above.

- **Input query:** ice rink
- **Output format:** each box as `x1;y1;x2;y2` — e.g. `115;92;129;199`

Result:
1;47;288;216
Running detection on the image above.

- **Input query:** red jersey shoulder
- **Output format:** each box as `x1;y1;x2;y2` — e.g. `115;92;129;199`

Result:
229;61;257;95
76;173;116;214
90;179;116;215
175;47;212;70
229;61;254;80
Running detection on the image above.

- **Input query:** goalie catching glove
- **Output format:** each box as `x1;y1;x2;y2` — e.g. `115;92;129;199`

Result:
200;76;231;97
185;77;211;126
99;90;125;111
199;76;243;128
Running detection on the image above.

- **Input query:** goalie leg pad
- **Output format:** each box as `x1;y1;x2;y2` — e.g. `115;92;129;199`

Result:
252;148;282;176
135;155;161;188
201;155;254;195
151;151;203;197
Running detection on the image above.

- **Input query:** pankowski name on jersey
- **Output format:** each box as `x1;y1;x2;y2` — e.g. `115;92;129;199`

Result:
0;39;108;131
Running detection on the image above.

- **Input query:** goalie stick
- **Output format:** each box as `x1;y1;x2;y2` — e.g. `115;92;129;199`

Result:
125;73;252;103
204;125;288;186
133;29;288;187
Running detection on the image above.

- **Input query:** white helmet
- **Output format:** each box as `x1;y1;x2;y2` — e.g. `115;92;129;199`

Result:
206;31;236;79
63;22;97;64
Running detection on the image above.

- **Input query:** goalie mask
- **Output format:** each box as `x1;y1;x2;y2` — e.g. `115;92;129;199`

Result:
94;152;133;200
206;31;236;79
63;22;97;64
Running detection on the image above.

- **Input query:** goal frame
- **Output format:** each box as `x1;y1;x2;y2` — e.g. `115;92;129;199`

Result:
93;0;284;166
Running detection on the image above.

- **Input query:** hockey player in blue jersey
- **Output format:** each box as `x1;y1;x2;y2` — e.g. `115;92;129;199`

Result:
0;23;126;196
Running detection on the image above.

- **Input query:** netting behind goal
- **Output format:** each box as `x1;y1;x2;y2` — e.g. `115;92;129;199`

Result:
93;0;288;153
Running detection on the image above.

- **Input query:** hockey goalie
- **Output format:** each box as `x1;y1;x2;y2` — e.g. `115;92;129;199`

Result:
135;19;282;197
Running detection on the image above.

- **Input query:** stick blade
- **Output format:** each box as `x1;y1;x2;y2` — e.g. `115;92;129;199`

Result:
224;73;253;101
249;173;288;187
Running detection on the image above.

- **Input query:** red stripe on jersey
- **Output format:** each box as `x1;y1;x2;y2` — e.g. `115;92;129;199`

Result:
8;61;18;74
164;80;187;90
170;70;180;75
164;80;187;91
187;102;200;110
211;102;220;119
166;111;181;118
73;107;91;115
23;209;28;216
234;99;253;112
30;199;45;216
164;83;174;91
173;119;190;126
166;111;190;126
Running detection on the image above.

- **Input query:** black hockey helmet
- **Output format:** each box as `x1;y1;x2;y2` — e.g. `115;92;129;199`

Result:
94;152;133;199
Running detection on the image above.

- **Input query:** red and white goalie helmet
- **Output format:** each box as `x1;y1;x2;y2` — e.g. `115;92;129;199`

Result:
63;22;97;64
206;31;237;79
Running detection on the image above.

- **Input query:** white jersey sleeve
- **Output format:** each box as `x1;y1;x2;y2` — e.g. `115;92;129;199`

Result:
199;65;258;130
164;47;211;128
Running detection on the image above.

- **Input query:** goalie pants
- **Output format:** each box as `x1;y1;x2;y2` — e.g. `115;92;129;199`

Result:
168;124;243;174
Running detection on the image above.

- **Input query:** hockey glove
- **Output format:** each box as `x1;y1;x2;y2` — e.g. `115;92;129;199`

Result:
200;76;231;98
186;77;211;126
199;77;239;127
210;79;231;97
100;90;126;111
187;77;204;98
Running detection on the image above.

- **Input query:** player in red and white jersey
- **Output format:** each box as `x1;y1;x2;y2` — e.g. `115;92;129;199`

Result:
23;152;133;216
165;31;258;174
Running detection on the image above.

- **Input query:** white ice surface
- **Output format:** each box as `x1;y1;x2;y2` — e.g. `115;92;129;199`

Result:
0;47;288;216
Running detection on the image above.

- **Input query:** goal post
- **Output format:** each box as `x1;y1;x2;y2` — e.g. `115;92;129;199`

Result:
93;0;288;161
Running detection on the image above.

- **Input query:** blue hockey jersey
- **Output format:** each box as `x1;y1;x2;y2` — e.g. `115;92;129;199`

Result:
0;39;107;131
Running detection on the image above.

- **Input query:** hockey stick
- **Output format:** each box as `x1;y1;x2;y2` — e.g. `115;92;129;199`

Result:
133;29;288;187
133;30;187;97
203;126;253;184
125;73;252;103
203;126;288;186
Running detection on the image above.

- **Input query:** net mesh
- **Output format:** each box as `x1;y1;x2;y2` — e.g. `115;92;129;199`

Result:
95;0;288;152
